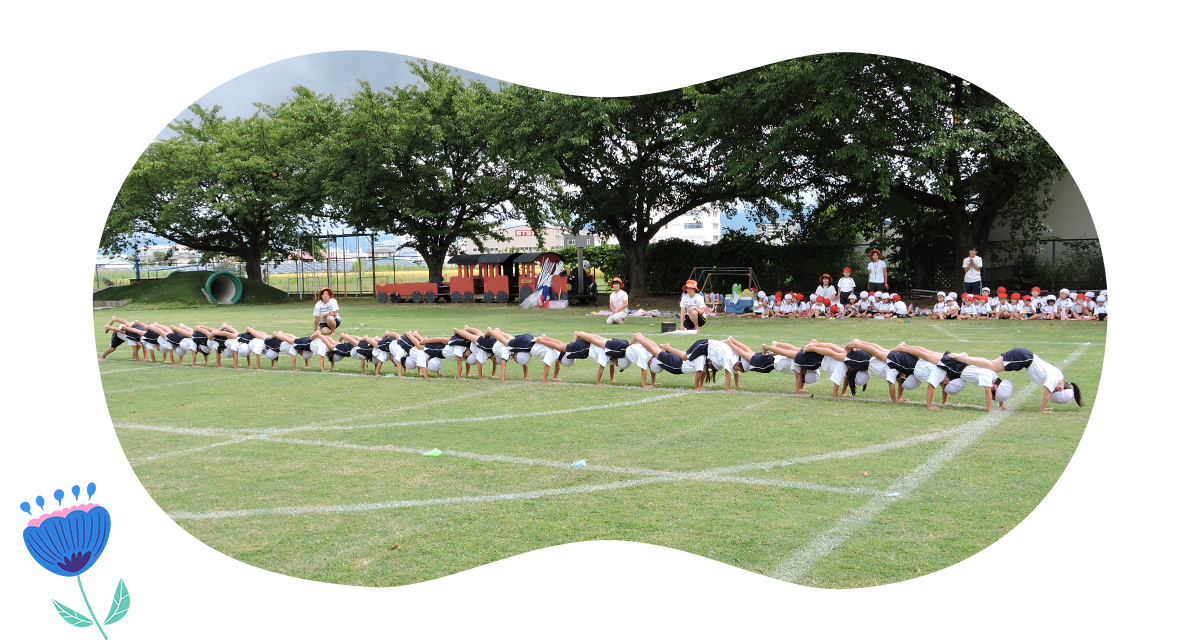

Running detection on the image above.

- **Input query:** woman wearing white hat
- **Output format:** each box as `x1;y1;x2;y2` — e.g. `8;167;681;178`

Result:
948;348;1084;412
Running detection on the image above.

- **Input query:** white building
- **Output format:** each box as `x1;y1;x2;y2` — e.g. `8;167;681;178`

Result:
650;207;722;245
136;244;199;265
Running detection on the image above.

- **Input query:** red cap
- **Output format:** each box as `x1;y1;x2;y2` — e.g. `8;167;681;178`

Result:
891;294;901;301
981;295;989;302
964;293;974;299
997;286;1007;294
1010;292;1020;300
829;304;839;313
1031;286;1041;293
1023;295;1032;300
843;267;851;273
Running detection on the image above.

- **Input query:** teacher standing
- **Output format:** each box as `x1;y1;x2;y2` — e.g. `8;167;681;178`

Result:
867;249;888;293
962;248;983;296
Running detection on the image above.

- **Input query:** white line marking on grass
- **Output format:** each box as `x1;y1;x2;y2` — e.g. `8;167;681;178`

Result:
930;324;968;342
245;390;694;435
169;477;671;520
705;427;966;475
102;376;228;394
137;439;254;463
247;436;882;496
766;344;1091;583
98;368;145;375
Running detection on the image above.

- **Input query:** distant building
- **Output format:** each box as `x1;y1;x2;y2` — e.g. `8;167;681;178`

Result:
650;207;722;245
454;225;580;255
136;244;199;265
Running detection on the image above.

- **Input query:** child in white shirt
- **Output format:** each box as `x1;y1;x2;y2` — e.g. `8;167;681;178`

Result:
891;294;908;317
836;267;856;306
844;293;859;317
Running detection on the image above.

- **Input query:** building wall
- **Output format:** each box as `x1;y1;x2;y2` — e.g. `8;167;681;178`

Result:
986;169;1099;265
650;208;722;245
454;225;574;254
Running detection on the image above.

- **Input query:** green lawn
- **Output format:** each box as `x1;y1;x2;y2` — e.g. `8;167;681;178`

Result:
95;300;1105;587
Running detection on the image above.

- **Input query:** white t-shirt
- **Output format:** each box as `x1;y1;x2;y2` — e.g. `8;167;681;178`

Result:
867;260;887;283
1027;354;1064;392
609;289;628;312
893;301;908;315
816;284;837;300
314;299;340;317
680;292;705;310
963;256;983;283
837;277;856;292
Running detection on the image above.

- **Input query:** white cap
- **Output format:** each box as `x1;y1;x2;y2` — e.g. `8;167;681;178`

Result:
809;294;817;301
945;378;966;395
1050;389;1074;404
1085;291;1095;298
849;294;857;299
466;352;479;365
405;356;417;370
758;291;766;298
937;291;946;298
616;357;630;370
1045;296;1056;304
1100;290;1108;296
804;370;820;384
515;351;531;365
428;358;443;372
784;293;793;300
854;371;870;386
948;292;957;299
901;375;920;390
981;286;990;292
1097;295;1106;302
995;379;1013;401
860;291;869;298
1060;288;1070;295
559;356;575;367
649;359;662;373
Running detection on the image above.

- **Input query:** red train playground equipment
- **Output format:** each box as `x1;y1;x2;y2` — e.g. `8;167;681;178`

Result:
374;252;592;304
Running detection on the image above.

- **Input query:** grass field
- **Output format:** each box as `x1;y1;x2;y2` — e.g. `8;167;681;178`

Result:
95;300;1105;588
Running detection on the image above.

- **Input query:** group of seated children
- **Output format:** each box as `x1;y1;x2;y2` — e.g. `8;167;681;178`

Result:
742;290;909;319
927;287;1108;321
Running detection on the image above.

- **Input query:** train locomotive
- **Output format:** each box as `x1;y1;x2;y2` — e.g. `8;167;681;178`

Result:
374;251;598;304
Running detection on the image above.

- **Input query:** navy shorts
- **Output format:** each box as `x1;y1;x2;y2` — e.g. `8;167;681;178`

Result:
682;312;706;330
655;352;683;375
1001;347;1033;371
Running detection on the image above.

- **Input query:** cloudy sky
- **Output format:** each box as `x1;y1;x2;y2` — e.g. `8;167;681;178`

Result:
82;51;758;231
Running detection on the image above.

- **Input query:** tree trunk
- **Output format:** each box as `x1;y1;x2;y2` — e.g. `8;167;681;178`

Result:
420;248;447;283
244;253;264;283
625;239;650;298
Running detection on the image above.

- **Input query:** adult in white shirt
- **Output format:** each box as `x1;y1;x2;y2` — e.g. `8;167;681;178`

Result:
312;288;341;335
679;279;707;331
962;248;983;296
606;277;629;325
867;249;888;293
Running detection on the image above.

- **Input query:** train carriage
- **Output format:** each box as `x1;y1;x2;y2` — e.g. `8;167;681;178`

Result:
375;251;582;304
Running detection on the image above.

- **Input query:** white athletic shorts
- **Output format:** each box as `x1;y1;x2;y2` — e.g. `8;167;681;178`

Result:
180;337;197;352
444;344;468;360
773;355;796;373
249;338;266;355
961;365;997;388
311;341;329;358
681;354;706;374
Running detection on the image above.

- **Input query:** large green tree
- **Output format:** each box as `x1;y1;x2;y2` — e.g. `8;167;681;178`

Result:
322;61;555;283
499;87;788;298
695;53;1066;290
104;101;329;282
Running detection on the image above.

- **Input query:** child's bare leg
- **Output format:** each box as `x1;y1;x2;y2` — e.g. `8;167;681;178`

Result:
574;331;608;348
807;340;845;353
763;344;800;358
892;343;943;364
535;334;567;350
949;352;1004;372
657;343;686;359
724;338;756;360
844;339;889;361
803;344;846;360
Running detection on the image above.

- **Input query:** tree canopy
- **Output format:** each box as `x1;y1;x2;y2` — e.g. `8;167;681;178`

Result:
320;61;557;283
698;54;1065;289
496;86;788;297
104;102;328;282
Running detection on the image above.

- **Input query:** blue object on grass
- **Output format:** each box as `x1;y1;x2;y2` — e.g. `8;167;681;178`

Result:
572;460;587;468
